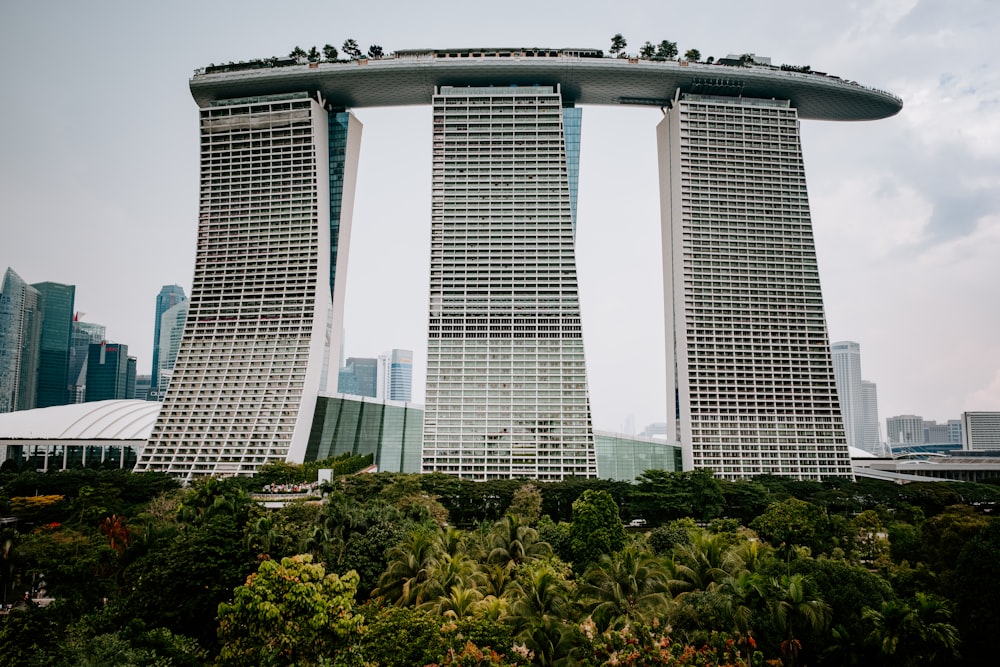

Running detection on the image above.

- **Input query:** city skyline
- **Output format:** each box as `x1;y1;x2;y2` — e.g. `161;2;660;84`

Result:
2;1;999;432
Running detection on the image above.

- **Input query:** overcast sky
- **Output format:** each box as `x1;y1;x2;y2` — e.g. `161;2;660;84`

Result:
2;0;998;434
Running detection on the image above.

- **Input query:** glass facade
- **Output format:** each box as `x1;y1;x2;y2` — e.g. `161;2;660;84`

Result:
32;282;75;407
305;394;422;473
594;431;682;482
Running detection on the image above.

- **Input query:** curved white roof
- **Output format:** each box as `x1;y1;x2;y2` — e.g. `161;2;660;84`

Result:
0;400;159;440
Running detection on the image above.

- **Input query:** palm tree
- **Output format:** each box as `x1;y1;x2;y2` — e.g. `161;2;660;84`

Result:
671;529;730;592
577;546;669;630
488;515;551;569
769;574;831;667
863;593;960;667
506;564;572;634
374;529;440;605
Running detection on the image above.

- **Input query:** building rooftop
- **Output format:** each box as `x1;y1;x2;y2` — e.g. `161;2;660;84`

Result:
190;48;901;121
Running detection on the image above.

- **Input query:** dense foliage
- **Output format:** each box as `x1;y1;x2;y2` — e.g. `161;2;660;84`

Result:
2;464;998;666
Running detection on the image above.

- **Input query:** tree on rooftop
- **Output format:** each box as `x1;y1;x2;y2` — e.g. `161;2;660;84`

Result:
684;48;702;62
306;46;320;62
609;33;627;58
322;44;339;61
656;40;678;60
289;46;307;60
367;44;384;59
342;38;363;60
639;41;656;59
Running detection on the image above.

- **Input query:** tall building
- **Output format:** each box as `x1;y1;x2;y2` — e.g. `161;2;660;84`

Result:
388;348;413;402
886;414;924;447
0;269;43;413
962;412;1000;451
421;85;596;481
31;282;75;407
141;49;899;480
658;93;853;479
860;380;882;454
68;318;106;403
153;300;189;397
339;357;378;398
831;342;864;452
138;93;363;479
150;285;186;393
85;342;135;401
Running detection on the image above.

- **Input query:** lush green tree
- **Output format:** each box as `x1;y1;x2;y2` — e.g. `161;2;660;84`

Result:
578;545;669;630
609;33;627;57
374;528;441;605
920;505;990;580
487;515;550;570
862;593;960;667
118;513;253;648
536;516;572;563
507;483;542;524
655;40;678;60
954;518;1000;665
216;554;362;666
684;49;701;62
639;41;656;59
768;574;831;667
289;46;307;59
751;497;831;555
569;489;626;569
633;469;724;523
322;43;339;61
851;509;890;565
887;521;924;564
648;517;696;555
367;44;384;59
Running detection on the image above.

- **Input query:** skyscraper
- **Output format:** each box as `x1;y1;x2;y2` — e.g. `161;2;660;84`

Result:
860;380;882;454
0;268;43;413
138;93;362;479
154;300;188;396
142;49;899;480
85;341;134;401
421;85;596;481
31;282;76;407
831;341;864;452
150;285;186;394
658;94;853;479
388;348;413;402
68;318;106;403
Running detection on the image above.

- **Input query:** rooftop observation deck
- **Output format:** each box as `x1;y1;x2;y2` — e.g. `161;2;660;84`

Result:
190;48;902;122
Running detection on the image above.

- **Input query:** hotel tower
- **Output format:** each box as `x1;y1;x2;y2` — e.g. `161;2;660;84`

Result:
136;48;900;480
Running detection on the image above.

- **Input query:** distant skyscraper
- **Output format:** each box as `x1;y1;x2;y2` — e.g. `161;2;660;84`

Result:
831;342;864;452
0;268;43;413
134;374;153;401
659;95;853;479
387;349;413;402
85;342;134;401
31;282;76;407
154;300;189;397
151;285;186;393
860;380;882;454
886;414;924;447
68;318;106;403
339;357;378;397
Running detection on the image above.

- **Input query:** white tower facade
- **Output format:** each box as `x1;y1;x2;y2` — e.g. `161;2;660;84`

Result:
421;85;596;481
138;93;362;479
658;93;853;479
860;380;882;454
831;341;865;452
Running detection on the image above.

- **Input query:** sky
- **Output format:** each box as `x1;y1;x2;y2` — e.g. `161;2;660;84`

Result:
1;0;998;435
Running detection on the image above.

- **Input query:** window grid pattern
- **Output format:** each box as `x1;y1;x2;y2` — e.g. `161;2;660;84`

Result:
668;95;852;480
422;85;597;481
139;96;327;480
